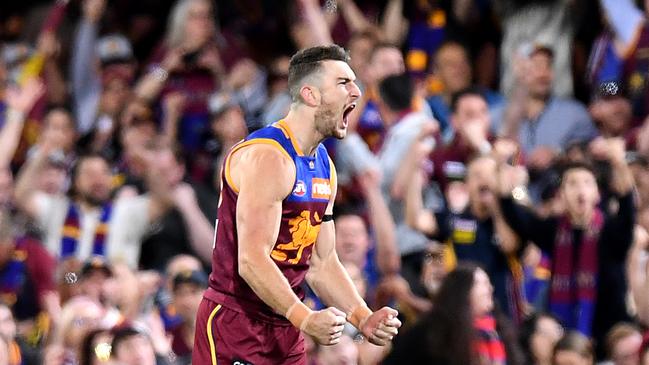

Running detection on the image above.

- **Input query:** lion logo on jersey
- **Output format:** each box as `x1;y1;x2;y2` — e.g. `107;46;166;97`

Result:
271;211;322;264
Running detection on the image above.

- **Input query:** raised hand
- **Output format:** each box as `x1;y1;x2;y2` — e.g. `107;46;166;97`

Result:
358;306;401;346
301;307;347;345
82;0;106;23
5;77;45;114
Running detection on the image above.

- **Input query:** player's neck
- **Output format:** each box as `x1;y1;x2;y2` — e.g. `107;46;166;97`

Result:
283;108;323;156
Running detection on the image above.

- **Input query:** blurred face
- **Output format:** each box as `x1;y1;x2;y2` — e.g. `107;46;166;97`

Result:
611;332;643;365
172;283;204;323
43;109;76;152
313;60;361;140
554;350;592;365
335;215;369;268
0;306;16;340
114;334;156;365
348;36;374;82
435;44;471;94
369;47;405;84
80;271;110;304
184;0;214;50
39;165;67;195
466;158;498;215
166;255;202;290
452;94;490;138
154;148;184;186
524;53;554;99
470;268;494;317
531;317;564;364
317;335;359;365
74;157;112;207
421;248;446;295
211;107;248;145
101;77;131;116
560;169;599;220
589;97;632;137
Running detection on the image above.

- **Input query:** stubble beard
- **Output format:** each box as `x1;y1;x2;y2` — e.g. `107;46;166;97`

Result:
314;105;343;140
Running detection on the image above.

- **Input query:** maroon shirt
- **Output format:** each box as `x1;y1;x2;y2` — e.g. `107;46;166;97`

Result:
204;122;332;324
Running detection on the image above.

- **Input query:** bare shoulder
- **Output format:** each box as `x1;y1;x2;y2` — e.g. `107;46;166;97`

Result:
230;143;296;199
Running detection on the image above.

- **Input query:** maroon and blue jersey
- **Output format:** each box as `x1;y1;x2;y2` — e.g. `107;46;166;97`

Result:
205;120;334;324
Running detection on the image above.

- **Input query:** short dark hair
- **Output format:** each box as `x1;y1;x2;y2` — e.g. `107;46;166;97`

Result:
288;45;350;102
450;87;486;113
558;161;596;185
378;73;413;112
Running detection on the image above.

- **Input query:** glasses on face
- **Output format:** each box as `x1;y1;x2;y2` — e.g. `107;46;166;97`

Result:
423;251;443;263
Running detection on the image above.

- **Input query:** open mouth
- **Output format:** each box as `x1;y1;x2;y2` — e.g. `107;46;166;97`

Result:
342;103;357;128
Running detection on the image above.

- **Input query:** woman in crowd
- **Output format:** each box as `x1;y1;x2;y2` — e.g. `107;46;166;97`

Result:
384;263;524;364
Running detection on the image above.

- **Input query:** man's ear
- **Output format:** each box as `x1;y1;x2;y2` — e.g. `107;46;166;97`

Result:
299;84;320;107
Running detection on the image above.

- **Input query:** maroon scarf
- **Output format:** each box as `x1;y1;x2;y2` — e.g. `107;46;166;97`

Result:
549;210;603;336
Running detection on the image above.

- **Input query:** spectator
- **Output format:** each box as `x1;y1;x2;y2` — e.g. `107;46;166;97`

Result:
138;142;217;270
355;43;406;154
14;145;172;267
604;323;643;365
598;0;649;124
49;296;105;365
168;270;207;364
376;73;436;284
70;0;136;137
77;256;112;305
0;211;56;323
383;263;524;365
589;81;633;139
429;88;507;193
519;312;565;365
427;41;503;141
553;331;595;365
493;44;597;159
111;325;172;365
406;154;523;319
497;0;583;98
498;138;635;344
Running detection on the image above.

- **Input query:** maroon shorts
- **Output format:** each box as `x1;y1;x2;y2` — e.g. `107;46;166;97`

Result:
192;297;306;365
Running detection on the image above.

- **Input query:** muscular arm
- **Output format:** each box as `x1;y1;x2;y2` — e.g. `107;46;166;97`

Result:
307;166;367;313
234;145;303;316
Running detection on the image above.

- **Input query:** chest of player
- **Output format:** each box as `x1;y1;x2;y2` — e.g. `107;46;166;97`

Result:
270;155;331;266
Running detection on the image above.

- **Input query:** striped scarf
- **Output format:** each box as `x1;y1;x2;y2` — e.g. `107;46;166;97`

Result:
474;315;507;365
549;210;603;336
61;203;112;258
0;240;27;307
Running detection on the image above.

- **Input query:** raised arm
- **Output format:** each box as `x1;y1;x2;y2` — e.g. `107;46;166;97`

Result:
306;161;401;346
0;78;44;169
70;0;104;134
381;0;408;46
297;0;334;47
357;169;400;275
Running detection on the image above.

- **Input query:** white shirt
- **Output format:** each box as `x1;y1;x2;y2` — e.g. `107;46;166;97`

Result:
34;192;150;268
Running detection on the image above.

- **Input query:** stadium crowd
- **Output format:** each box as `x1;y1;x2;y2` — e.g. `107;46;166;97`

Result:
0;0;649;364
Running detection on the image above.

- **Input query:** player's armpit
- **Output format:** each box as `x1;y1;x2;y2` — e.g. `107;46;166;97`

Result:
233;144;301;316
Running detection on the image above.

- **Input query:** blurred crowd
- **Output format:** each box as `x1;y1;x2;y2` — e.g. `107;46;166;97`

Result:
1;0;649;364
